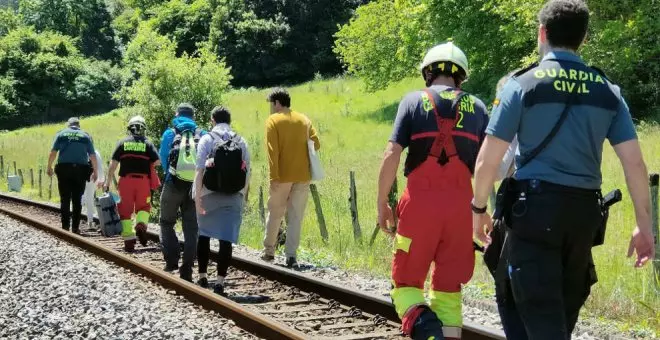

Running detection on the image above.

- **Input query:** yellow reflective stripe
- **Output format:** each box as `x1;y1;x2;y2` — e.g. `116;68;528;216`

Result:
442;327;462;338
121;219;134;238
394;233;412;254
429;290;462;327
390;286;425;318
136;210;150;225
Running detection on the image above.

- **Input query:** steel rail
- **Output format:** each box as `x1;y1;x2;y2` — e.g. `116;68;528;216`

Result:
0;193;505;340
0;196;306;340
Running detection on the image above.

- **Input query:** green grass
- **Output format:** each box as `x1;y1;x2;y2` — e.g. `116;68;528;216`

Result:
0;77;658;334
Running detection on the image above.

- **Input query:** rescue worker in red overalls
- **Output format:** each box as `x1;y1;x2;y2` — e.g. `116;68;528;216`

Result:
377;42;489;339
105;116;161;252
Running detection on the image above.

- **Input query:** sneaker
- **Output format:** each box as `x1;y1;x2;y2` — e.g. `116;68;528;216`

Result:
135;223;148;247
124;239;136;252
163;264;179;272
71;228;81;235
213;283;226;296
286;257;298;269
197;277;209;288
260;252;275;262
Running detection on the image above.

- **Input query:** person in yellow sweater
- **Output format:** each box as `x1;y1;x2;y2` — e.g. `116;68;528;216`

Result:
261;87;321;268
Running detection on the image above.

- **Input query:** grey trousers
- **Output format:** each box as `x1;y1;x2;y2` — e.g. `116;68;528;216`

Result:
159;179;199;277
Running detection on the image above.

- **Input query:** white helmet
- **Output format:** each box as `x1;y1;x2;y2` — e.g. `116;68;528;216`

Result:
127;115;147;136
419;41;470;79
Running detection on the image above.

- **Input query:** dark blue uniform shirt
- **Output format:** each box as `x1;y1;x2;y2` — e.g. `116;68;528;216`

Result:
390;85;490;175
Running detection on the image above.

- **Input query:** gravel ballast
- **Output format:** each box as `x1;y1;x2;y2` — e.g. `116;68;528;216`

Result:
151;224;653;340
0;215;259;340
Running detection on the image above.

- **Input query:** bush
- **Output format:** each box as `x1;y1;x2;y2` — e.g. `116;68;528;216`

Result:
0;27;122;129
118;29;232;143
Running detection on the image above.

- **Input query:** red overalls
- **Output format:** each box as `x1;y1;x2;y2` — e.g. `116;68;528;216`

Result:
118;159;161;242
391;89;476;339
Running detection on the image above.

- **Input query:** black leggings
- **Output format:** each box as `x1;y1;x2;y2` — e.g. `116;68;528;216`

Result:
197;236;232;277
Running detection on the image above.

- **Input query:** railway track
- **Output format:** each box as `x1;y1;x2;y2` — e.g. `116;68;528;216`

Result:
0;193;505;340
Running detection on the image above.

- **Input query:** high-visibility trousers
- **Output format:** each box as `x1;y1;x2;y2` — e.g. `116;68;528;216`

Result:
117;174;151;241
391;157;475;338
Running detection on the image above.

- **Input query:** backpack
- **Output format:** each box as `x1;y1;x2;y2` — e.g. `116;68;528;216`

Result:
168;127;202;182
202;131;247;194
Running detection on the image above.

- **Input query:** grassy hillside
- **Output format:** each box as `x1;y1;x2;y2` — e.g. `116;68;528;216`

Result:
0;77;658;334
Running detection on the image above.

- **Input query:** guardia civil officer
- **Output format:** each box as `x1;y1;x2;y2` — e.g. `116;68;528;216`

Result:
471;1;656;339
377;42;489;339
47;117;99;234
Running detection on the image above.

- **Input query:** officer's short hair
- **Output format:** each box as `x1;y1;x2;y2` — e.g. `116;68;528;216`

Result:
538;0;589;51
176;103;195;117
67;117;80;127
267;88;291;108
211;106;231;125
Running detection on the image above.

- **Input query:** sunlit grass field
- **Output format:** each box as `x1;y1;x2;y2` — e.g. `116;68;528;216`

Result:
0;77;657;334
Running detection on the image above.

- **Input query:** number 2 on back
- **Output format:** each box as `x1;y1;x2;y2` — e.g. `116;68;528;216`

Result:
455;111;464;128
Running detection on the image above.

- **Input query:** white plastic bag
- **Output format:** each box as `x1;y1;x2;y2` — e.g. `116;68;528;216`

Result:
306;118;324;182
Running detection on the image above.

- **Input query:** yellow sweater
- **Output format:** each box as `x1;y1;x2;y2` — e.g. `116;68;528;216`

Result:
266;110;321;183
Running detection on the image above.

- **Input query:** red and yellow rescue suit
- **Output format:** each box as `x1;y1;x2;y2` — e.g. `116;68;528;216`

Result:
389;86;489;338
111;135;161;242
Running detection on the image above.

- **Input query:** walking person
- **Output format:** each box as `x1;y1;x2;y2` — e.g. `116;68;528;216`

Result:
261;88;320;268
193;106;250;295
377;41;490;339
82;148;104;228
105;116;160;252
472;1;655;339
159;103;207;281
47;117;99;234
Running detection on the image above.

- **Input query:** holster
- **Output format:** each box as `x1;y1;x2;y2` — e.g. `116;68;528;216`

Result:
483;178;517;279
593;189;622;247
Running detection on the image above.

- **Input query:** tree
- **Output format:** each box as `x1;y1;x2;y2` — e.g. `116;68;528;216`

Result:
0;27;123;129
19;0;120;61
335;0;660;118
118;29;232;142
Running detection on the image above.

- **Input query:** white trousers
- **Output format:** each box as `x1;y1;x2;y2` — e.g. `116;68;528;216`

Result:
82;181;97;220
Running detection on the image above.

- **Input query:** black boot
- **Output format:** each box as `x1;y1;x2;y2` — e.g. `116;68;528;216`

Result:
411;306;444;340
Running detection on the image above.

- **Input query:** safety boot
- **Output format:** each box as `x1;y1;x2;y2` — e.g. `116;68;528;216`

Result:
402;306;444;340
135;222;148;246
124;239;136;252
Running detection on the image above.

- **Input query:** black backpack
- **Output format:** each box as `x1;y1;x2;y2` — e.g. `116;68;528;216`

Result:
202;131;247;194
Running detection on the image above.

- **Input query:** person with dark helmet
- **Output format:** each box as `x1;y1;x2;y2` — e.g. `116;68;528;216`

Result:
47;117;99;234
105;115;161;252
472;1;655;338
377;41;489;339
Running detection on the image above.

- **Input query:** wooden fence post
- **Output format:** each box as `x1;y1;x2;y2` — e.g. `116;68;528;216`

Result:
29;168;34;189
17;169;23;186
48;175;53;200
0;155;4;177
650;174;660;289
258;186;266;227
349;171;362;242
39;167;43;198
310;184;329;243
13;161;17;176
370;177;398;246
